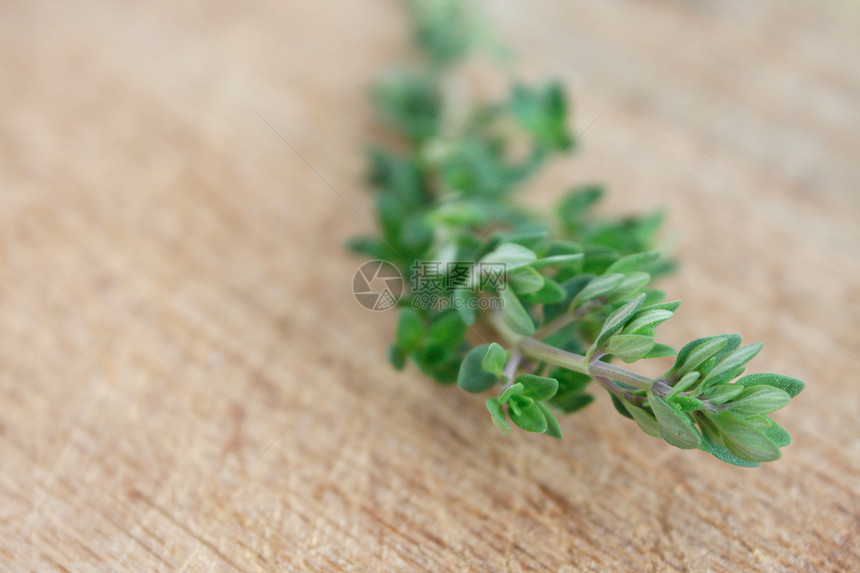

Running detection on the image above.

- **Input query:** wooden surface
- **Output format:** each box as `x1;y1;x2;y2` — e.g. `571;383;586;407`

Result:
2;0;859;570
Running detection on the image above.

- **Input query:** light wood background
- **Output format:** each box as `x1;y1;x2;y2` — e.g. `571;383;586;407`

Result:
2;0;859;571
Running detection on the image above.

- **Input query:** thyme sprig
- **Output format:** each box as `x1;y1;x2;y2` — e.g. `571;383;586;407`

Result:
351;0;804;466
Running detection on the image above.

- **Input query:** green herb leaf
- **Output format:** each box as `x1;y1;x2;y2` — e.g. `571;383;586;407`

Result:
537;402;563;438
500;289;536;336
606;251;661;274
605;272;651;304
763;420;792;448
700;383;745;404
700;342;763;388
514;374;559;401
480;242;537;271
610;394;633;419
510;82;572;150
672;396;704;412
552;392;595;414
594;293;646;348
650;395;701;449
388;344;407;370
642;343;677;359
558;185;603;233
519;277;566;304
509;267;545;294
738;373;805;398
624;402;661;438
531;253;585;269
699;431;761;468
481;342;508;378
572;273;625;306
499;383;524;404
622;309;674;335
395;308;425;352
669;337;729;378
607;334;655;363
486;398;511;435
458;344;499;393
707;411;781;463
722;386;791;416
508;396;549;432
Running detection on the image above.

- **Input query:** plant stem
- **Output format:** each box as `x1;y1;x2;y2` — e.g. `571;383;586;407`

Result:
487;310;654;392
518;338;653;391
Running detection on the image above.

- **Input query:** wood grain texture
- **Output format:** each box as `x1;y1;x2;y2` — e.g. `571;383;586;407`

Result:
1;0;859;570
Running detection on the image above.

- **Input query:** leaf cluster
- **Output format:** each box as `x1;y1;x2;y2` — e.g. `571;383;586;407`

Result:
352;0;804;466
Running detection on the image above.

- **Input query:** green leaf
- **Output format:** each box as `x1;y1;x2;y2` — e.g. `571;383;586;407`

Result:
594;293;646;348
763;420;792;448
531;253;584;268
551;392;595;414
622;309;674;335
738;373;805;398
699;335;743;377
399;212;434;252
700;342;763;388
388;344;406;370
650;396;701;449
641;289;668;306
486;398;510;435
699;430;761;468
395;308;425;352
665;372;701;402
708;411;781;463
548;368;593;413
508;396;548;433
605;272;651;304
537;402;563;438
572;273;625;306
606;251;661;274
499;382;524;404
507;394;533;416
480;242;537;271
669;337;729;378
624;402;661;438
558;185;603;233
611;394;634;419
700;383;745;404
640;300;681;314
373;71;442;140
607;334;655;363
458;344;499;393
672;396;704;412
642;343;676;359
424;312;467;354
745;415;772;429
723;386;791;416
408;0;473;66
520;277;565;304
508;267;544;294
510;82;572;150
514;374;559;401
481;343;508;378
500;289;536;336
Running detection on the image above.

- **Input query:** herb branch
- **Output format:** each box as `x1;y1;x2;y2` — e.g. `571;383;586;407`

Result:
350;0;804;466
